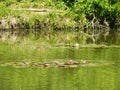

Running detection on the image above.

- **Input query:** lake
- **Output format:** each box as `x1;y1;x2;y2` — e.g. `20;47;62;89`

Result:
0;47;120;90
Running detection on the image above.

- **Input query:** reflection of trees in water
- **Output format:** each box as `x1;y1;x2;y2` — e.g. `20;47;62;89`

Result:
0;15;120;44
84;17;110;44
83;16;120;44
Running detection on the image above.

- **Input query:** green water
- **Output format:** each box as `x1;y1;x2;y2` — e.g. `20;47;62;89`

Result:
0;47;120;90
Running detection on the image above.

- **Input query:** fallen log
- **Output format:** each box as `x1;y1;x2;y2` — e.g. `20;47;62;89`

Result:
11;8;53;12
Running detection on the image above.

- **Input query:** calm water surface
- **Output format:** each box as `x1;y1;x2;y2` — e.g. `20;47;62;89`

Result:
0;47;120;90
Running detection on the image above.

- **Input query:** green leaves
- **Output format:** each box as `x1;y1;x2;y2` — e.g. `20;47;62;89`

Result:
67;0;120;28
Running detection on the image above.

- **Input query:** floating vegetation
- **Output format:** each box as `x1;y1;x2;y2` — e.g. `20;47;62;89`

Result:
0;60;115;68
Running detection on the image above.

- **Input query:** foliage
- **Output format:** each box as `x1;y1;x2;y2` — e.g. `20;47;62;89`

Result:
65;0;120;28
0;0;120;45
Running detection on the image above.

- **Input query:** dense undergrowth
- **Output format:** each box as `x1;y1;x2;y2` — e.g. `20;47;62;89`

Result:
0;0;120;45
0;0;120;28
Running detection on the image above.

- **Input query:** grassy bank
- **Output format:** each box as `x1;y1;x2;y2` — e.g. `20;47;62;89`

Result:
0;0;120;29
0;0;120;46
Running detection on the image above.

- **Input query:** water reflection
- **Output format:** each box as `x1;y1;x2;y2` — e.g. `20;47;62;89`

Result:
0;47;120;90
46;47;120;61
0;64;119;90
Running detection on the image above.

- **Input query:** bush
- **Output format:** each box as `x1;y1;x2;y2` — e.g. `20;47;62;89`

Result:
63;0;120;28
